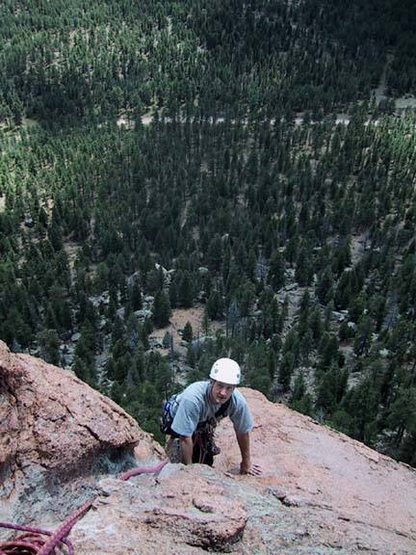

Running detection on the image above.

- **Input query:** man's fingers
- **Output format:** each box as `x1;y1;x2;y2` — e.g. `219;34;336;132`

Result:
239;463;263;476
248;464;262;475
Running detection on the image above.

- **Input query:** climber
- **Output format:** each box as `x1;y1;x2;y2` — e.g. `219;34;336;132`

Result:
161;357;261;475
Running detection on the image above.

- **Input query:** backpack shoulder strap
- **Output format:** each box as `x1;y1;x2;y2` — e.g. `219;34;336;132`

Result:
214;396;232;419
160;393;180;436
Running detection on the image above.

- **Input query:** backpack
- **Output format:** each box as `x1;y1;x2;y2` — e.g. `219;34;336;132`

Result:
160;393;232;436
160;394;180;435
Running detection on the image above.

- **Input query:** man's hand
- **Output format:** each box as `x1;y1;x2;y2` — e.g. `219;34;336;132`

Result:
236;431;262;475
240;461;262;476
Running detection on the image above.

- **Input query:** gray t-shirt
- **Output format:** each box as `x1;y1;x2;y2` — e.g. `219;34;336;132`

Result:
171;381;254;437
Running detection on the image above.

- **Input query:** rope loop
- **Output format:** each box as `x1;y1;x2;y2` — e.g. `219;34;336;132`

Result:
0;459;168;554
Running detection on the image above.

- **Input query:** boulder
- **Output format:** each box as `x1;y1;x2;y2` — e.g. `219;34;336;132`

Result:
73;465;247;554
0;341;162;523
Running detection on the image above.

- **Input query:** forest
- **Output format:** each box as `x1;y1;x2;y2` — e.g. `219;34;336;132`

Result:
0;0;415;466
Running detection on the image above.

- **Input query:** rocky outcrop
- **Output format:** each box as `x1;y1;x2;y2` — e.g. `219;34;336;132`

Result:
74;465;248;554
214;388;416;553
1;343;416;554
0;341;162;523
72;389;416;554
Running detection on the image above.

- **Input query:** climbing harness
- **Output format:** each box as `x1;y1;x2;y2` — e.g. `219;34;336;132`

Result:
0;460;169;554
193;397;232;465
192;419;219;465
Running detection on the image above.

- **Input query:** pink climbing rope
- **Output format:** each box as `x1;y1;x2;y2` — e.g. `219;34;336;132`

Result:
0;459;168;554
37;500;93;555
0;520;75;555
119;458;169;481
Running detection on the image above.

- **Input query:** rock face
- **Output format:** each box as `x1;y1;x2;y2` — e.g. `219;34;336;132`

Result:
0;341;162;523
72;389;416;554
1;344;416;554
215;388;416;554
74;465;248;554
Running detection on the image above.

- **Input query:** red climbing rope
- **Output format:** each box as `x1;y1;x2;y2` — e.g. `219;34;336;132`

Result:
37;501;93;555
119;458;169;481
0;520;76;555
0;459;169;554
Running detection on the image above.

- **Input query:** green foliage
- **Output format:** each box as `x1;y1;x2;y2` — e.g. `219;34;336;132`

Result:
245;342;273;397
295;246;314;287
182;321;193;343
316;366;349;415
38;329;60;366
206;289;224;320
316;268;334;305
387;387;416;448
268;250;285;291
176;271;195;309
291;372;307;408
152;290;171;328
279;352;295;393
340;376;381;444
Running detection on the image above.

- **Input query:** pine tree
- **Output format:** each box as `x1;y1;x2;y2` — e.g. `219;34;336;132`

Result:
316;365;348;415
316;268;334;305
206;235;223;272
38;329;60;366
153;290;171;328
279;352;295;392
182;321;193;342
268;250;285;291
295;246;313;286
353;314;374;357
206;289;224;320
129;280;143;311
177;270;194;308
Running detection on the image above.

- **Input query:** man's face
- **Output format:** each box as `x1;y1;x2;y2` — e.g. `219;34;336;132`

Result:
210;380;235;404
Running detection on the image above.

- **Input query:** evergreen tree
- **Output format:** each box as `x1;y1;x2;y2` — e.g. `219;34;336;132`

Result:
341;376;380;443
182;321;193;343
38;329;60;366
279;352;295;393
316;268;334;305
177;270;194;308
129;280;143;311
295;246;313;286
153;290;171;328
353;314;374;357
206;289;224;320
316;365;348;415
268;250;285;291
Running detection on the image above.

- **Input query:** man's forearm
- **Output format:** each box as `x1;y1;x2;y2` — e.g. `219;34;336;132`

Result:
180;436;194;464
236;431;251;471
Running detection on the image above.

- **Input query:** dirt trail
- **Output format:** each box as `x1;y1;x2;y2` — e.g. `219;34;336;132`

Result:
149;305;224;354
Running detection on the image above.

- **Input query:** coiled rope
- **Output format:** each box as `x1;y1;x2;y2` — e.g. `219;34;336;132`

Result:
0;459;169;555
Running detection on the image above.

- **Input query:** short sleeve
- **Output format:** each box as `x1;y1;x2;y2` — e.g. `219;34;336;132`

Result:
229;392;254;434
171;397;200;437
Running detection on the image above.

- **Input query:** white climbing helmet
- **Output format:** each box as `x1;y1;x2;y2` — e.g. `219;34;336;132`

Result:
209;358;241;385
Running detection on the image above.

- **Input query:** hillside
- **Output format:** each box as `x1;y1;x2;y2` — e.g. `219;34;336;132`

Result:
0;0;415;468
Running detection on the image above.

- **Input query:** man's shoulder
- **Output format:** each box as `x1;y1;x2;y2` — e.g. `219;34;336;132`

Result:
230;389;249;410
180;381;209;402
232;388;247;403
